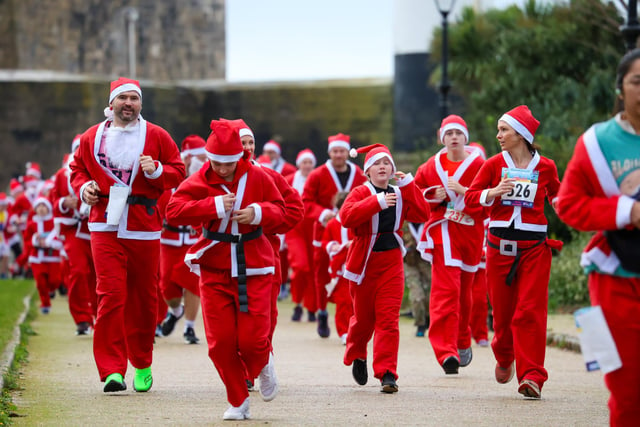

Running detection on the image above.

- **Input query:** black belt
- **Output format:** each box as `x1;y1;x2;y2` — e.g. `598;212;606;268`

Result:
203;227;263;312
164;224;191;234
34;247;55;256
127;196;157;215
487;238;545;286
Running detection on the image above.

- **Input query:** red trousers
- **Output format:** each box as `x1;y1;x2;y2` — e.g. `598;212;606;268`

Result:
268;238;282;343
344;249;404;380
200;270;271;407
428;246;474;364
589;272;640;427
470;268;489;343
486;234;551;389
329;278;353;337
32;262;62;308
160;244;200;299
90;233;159;381
313;246;330;311
287;235;317;312
62;230;96;325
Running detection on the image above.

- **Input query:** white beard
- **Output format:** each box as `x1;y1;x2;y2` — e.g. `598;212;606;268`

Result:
105;124;142;170
188;156;206;176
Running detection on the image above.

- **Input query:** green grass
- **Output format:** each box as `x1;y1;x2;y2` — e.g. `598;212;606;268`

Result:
0;279;35;426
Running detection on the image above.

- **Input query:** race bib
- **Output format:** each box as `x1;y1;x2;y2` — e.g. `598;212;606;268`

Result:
106;184;129;225
500;168;538;208
444;202;475;226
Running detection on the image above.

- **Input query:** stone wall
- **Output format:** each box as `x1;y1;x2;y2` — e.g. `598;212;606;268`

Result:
0;78;393;189
0;0;225;81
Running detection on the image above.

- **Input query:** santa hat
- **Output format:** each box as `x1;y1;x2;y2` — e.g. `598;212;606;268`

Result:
440;115;469;143
181;135;207;156
25;162;41;179
296;149;317;167
109;77;142;104
499;105;539;143
469;142;486;159
9;178;23;196
236;119;254;140
263;140;281;155
23;175;39;188
205;120;244;163
71;134;82;153
0;192;8;206
349;143;395;174
256;154;273;168
33;197;53;213
328;133;351;153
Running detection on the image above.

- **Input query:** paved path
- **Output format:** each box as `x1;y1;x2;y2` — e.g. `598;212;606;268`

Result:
11;296;609;426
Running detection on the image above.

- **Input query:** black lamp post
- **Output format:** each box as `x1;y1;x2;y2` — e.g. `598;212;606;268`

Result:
435;0;456;120
621;0;640;51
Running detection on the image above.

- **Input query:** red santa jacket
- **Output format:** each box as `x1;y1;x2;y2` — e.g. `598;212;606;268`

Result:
166;159;286;277
415;147;486;271
321;215;353;279
557;121;639;275
158;189;200;247
340;175;431;284
70;118;185;240
258;162;304;236
273;158;297;177
51;162;91;241
25;209;63;264
285;170;315;269
302;160;367;245
465;151;560;234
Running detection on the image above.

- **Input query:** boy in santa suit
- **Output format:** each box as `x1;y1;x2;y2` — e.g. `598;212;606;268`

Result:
51;135;96;335
157;135;206;344
341;144;430;393
286;149;318;322
302;133;367;338
70;77;185;393
415;115;486;374
262;140;297;177
167;120;286;421
465;105;562;399
24;197;64;313
321;191;353;345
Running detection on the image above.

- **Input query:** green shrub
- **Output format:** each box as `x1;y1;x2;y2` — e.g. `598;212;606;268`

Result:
548;230;593;311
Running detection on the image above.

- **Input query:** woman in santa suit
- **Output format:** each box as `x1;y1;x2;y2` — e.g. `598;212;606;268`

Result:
414;115;486;375
465;105;562;399
166;120;286;421
557;48;640;427
341;144;430;393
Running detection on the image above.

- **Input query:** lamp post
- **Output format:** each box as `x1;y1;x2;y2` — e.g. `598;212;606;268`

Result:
621;0;640;51
125;7;139;78
435;0;456;119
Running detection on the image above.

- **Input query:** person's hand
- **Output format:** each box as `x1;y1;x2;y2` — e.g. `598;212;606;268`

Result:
631;201;640;229
231;207;255;224
321;211;336;227
447;178;467;196
83;181;101;206
37;236;47;247
395;171;406;181
328;242;340;253
385;192;397;207
62;195;79;210
487;178;516;202
433;186;447;201
220;193;236;211
139;154;156;175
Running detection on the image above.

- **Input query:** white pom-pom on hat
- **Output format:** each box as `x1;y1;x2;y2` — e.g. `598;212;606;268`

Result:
349;148;358;158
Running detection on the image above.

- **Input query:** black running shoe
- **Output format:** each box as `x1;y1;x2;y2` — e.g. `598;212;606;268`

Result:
352;358;368;385
442;356;460;375
160;306;184;336
307;311;316;322
291;305;303;322
183;326;200;344
76;322;92;336
381;371;398;393
317;310;330;338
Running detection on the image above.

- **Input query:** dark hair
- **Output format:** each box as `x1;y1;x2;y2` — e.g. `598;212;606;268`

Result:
334;191;349;210
614;48;640;114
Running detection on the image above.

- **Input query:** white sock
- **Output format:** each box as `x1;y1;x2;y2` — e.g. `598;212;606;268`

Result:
184;320;195;330
170;305;184;317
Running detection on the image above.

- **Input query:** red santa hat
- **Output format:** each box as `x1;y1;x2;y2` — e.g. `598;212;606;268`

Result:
236;119;255;140
469;142;486;159
0;192;8;206
349;143;395;174
71;134;82;153
181;135;207;156
25;162;41;179
328;133;351;153
263;140;281;155
499;105;539;144
9;178;23;196
205;120;244;163
33;196;53;213
23;175;39;188
108;77;142;104
440;115;469;143
296;149;317;167
256;154;273;168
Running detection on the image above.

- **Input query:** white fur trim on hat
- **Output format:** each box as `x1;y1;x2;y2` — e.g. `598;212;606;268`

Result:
328;140;350;153
296;151;316;167
364;152;396;174
500;113;534;143
205;150;243;163
263;141;281;155
183;147;207;156
109;83;142;104
440;123;469;143
239;128;254;139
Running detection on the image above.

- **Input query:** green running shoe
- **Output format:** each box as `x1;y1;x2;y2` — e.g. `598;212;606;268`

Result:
103;373;127;393
133;367;153;392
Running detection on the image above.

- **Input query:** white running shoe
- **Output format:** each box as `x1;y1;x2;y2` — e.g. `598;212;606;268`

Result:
340;333;347;345
258;353;279;402
223;397;250;420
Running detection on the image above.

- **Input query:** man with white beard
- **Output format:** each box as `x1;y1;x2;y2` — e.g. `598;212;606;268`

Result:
70;77;185;393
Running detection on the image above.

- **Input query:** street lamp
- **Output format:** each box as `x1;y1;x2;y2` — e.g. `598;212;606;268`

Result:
621;0;640;51
435;0;456;119
125;7;139;78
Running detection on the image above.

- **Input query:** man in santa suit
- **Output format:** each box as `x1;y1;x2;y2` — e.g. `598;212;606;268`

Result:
262;140;297;177
70;77;185;393
302;133;367;338
285;149;318;322
166;120;286;420
51;134;96;336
